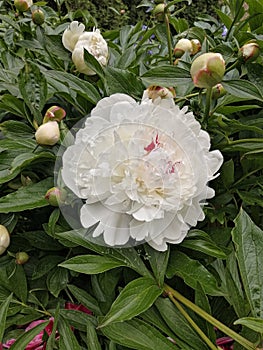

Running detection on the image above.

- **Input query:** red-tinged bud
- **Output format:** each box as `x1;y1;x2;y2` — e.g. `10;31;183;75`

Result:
15;252;29;265
190;39;201;55
43;106;66;123
35;121;60;146
190;53;225;89
212;83;227;99
45;187;67;206
32;9;45;25
146;85;176;100
0;225;10;255
239;41;260;63
152;3;166;21
174;38;192;58
14;0;32;12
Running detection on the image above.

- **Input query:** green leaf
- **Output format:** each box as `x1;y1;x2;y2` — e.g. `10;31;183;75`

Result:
86;320;102;350
144;245;170;286
222;80;263;102
0;293;12;343
141;65;192;87
232;208;263;318
7;262;27;303
59;255;125;274
46;304;60;350
67;284;102;316
221;159;235;188
180;239;227;259
46;267;69;297
0;177;53;213
59;310;96;331
9;321;49;350
101;318;177;350
56;229;151;277
155;298;209;350
32;255;64;280
166;251;222;296
0;121;33;139
58;316;82;350
105;66;144;98
234;317;263;334
100;277;162;328
84;48;105;79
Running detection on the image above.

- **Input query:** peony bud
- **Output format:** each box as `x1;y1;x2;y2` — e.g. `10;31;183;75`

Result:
174;38;193;58
190;39;201;55
212;83;227;99
43;106;66;123
190;52;225;89
0;225;10;255
239;42;260;63
15;252;29;265
32;9;45;25
45;187;67;206
14;0;32;12
145;85;176;100
152;3;166;21
35;121;60;146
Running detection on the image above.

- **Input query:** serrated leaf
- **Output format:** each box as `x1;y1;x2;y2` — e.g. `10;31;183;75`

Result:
101;318;177;350
99;277;162;328
166;251;222;296
9;321;49;350
0;177;53;213
0;293;12;343
234;317;263;333
59;255;126;274
232;208;263;318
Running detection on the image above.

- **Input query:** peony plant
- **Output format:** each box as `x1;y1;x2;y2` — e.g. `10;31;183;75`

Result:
0;0;263;349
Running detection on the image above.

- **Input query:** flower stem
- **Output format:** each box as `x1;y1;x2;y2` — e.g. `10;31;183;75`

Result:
168;294;219;350
164;284;256;350
204;87;213;123
164;12;173;65
225;0;245;41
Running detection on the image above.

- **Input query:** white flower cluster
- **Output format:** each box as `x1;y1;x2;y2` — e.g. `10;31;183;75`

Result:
62;21;108;75
62;92;223;251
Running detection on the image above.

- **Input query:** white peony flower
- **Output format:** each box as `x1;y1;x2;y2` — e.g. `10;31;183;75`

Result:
62;93;223;251
71;29;108;75
62;21;86;52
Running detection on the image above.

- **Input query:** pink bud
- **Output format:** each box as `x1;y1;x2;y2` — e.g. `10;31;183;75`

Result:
174;39;193;58
43;106;66;123
240;42;260;63
45;187;67;206
190;52;225;89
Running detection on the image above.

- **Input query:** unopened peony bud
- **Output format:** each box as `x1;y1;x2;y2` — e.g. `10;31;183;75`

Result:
240;42;260;63
0;225;10;255
152;3;166;21
146;85;176;100
14;0;32;12
43;106;66;123
212;83;226;99
45;187;67;206
32;9;45;25
190;39;201;55
190;53;225;89
174;39;192;58
15;252;29;265
35;121;60;146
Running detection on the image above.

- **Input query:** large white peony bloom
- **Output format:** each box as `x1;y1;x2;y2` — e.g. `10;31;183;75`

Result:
71;29;108;75
62;93;223;251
